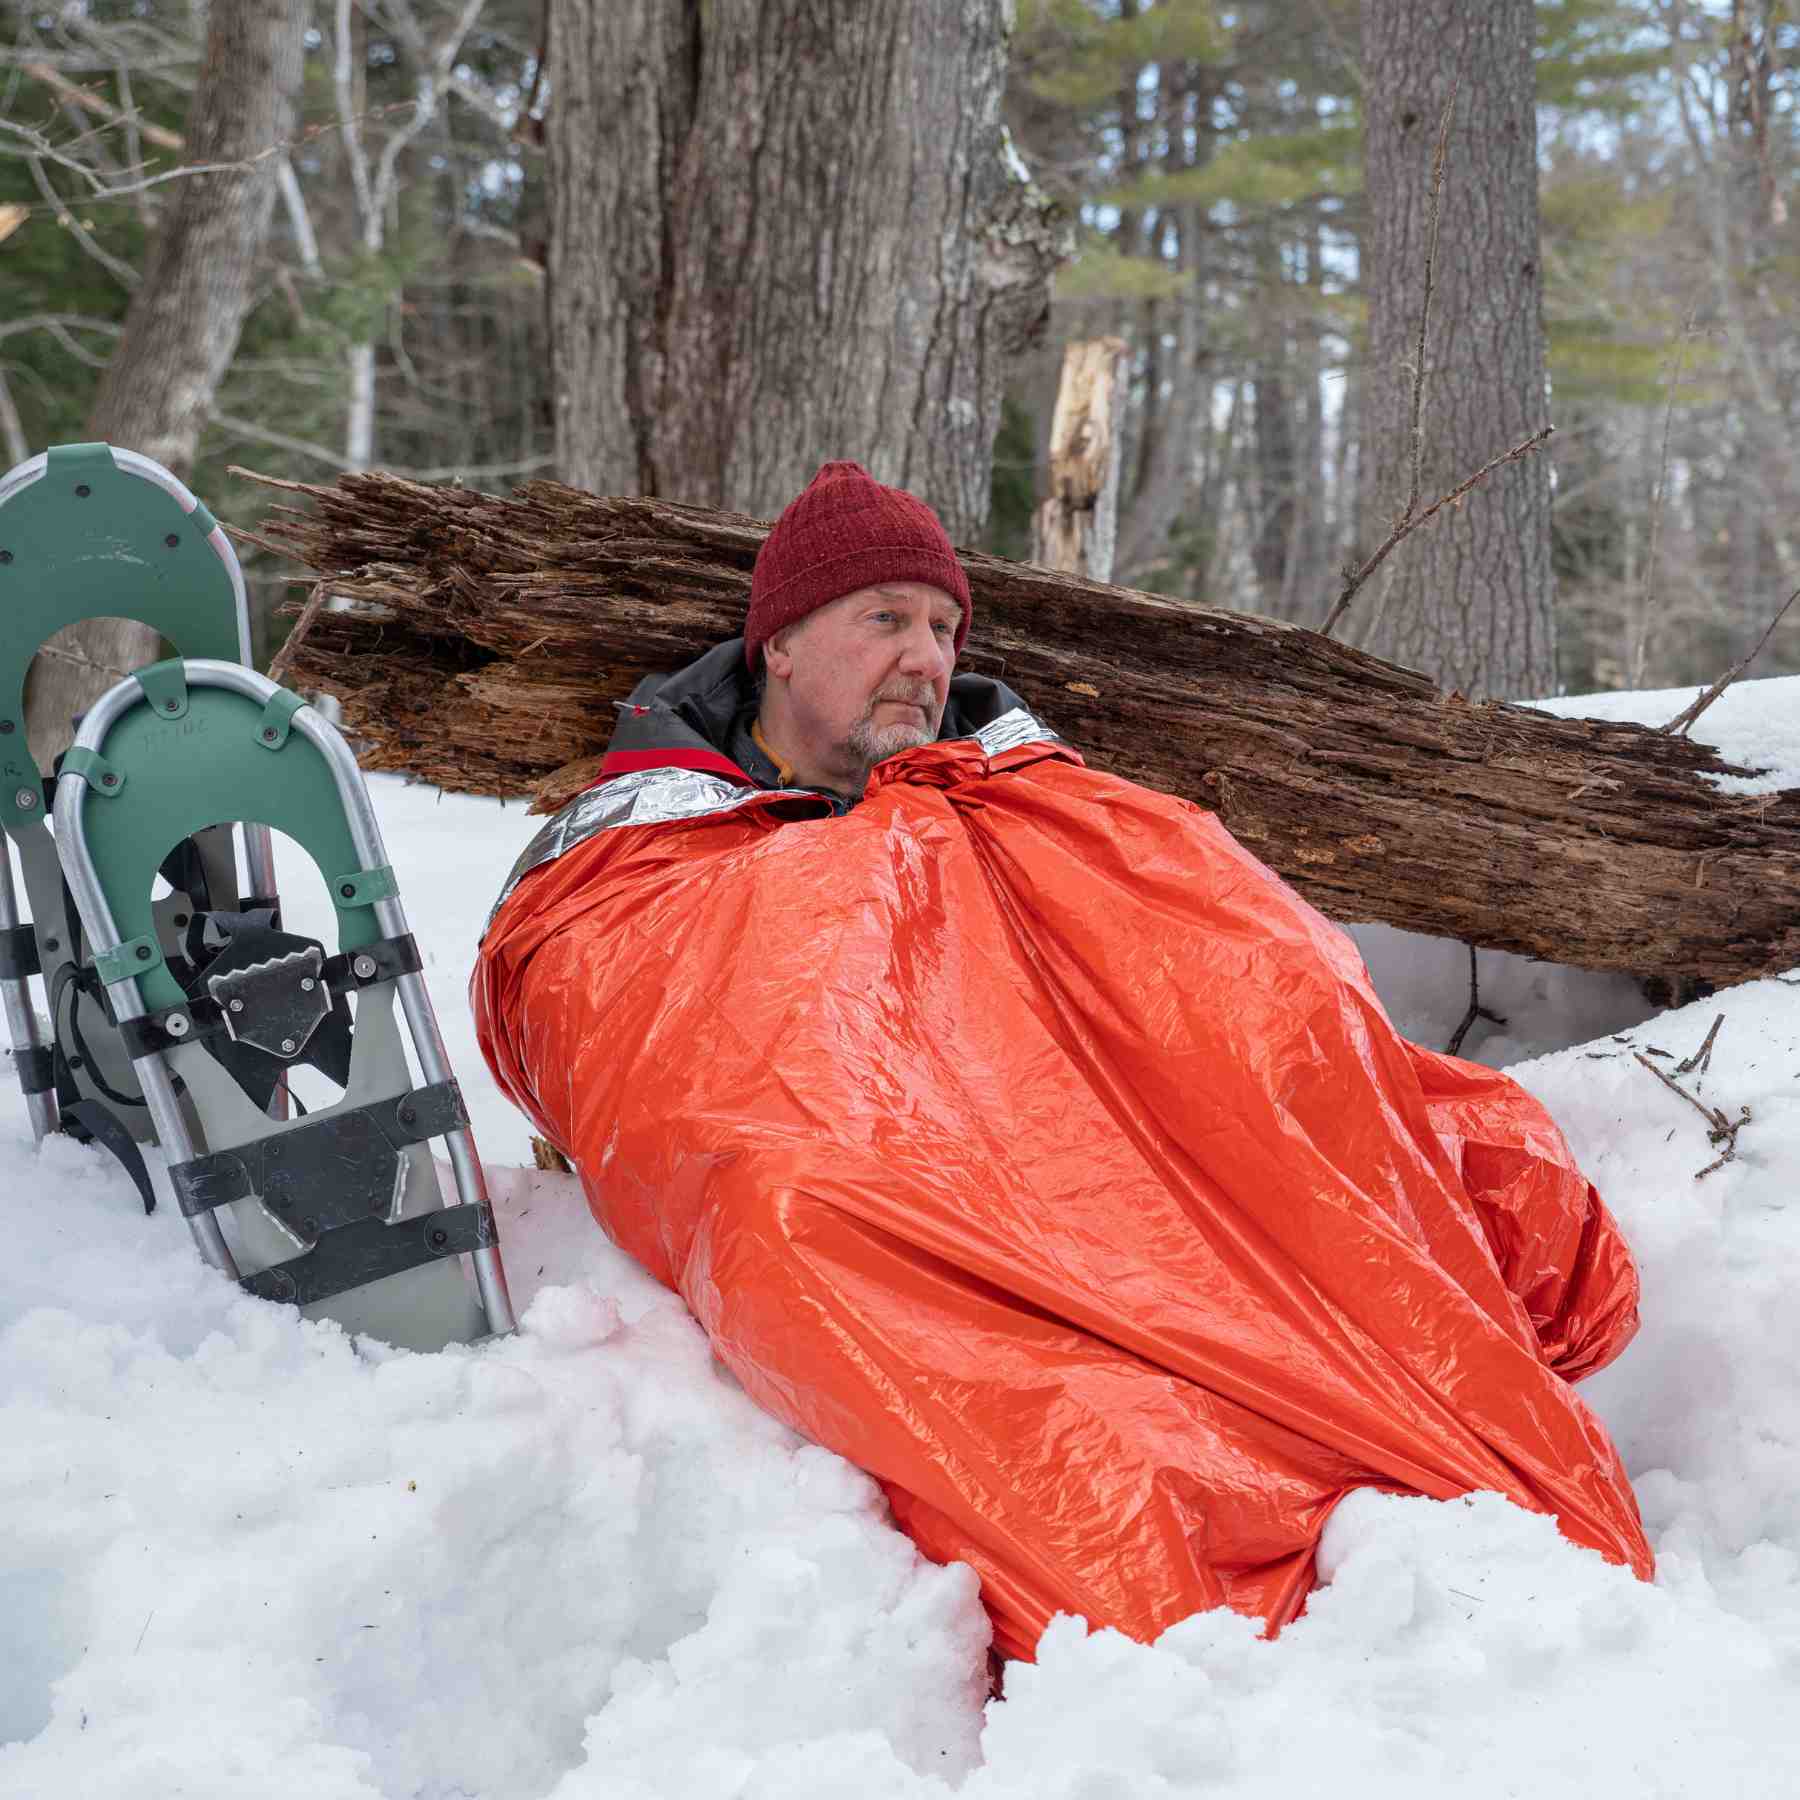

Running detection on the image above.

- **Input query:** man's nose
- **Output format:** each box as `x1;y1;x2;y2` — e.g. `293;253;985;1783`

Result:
896;617;950;676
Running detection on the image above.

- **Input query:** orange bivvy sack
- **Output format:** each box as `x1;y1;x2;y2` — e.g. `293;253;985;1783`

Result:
473;729;1653;1661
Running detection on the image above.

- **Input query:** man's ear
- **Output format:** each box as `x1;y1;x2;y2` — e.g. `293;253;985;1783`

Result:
763;626;795;682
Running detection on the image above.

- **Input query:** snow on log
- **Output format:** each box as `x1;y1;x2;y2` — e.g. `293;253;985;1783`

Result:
236;467;1800;987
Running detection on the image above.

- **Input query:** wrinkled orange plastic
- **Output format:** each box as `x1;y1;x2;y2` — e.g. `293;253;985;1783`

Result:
474;733;1654;1660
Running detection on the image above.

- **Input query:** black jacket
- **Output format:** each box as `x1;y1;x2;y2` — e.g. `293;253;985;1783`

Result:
598;636;1035;814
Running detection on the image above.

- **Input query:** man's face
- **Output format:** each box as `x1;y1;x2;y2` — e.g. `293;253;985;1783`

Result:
762;581;960;784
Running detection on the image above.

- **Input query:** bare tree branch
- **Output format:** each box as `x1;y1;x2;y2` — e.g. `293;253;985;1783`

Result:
210;413;554;483
332;0;377;228
21;57;185;150
1322;427;1556;640
25;154;138;288
1404;84;1458;525
0;367;30;467
1659;583;1800;737
0;314;126;368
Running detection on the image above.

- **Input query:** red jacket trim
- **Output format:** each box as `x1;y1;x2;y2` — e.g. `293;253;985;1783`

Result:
591;746;753;787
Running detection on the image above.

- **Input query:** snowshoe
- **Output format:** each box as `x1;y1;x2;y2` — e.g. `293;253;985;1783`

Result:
53;656;514;1348
0;443;280;1198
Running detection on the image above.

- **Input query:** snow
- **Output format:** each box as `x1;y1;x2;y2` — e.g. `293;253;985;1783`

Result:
1534;670;1800;797
4;675;1799;1799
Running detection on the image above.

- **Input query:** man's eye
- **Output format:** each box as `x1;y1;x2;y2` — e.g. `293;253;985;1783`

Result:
932;620;955;636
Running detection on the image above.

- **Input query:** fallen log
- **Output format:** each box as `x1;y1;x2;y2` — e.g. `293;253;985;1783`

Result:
235;467;1800;988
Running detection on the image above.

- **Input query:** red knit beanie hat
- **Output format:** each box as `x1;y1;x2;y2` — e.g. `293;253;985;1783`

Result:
745;461;972;669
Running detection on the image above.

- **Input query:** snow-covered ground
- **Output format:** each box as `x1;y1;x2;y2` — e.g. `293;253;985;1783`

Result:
4;678;1798;1799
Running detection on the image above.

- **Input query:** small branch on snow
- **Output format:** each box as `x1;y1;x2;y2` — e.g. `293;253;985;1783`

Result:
1633;1051;1751;1179
1676;1012;1725;1077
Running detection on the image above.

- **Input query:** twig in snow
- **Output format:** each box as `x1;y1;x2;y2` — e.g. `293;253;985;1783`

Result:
1658;584;1800;738
1633;1052;1751;1179
1676;1012;1725;1077
1446;943;1506;1057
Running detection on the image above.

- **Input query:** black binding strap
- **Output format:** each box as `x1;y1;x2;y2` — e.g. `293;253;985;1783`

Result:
13;1044;53;1095
239;1201;496;1307
167;1080;465;1222
51;962;145;1111
0;924;40;981
62;1098;157;1215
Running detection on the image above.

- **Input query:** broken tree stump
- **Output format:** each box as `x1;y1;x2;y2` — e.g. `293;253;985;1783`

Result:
234;466;1800;988
1032;336;1128;582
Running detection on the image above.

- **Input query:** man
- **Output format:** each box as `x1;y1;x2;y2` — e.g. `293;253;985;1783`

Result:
476;459;1650;1668
587;459;1030;812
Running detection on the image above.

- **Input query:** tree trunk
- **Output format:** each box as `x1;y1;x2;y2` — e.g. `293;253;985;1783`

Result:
241;468;1800;989
1354;0;1555;699
549;0;1064;538
26;0;307;766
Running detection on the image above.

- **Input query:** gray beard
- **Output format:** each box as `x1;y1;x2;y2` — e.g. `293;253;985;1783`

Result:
844;700;935;771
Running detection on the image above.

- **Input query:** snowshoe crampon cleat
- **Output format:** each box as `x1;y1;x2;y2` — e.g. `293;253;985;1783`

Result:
0;443;279;1203
54;658;514;1349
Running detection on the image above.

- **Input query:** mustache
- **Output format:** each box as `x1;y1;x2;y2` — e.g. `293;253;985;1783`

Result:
870;686;937;710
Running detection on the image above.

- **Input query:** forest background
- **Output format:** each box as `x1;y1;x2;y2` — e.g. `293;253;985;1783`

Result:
1;0;1795;699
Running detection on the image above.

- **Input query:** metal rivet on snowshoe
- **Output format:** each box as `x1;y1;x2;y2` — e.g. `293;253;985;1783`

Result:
340;883;356;899
280;1037;296;1055
165;1013;190;1038
430;1228;448;1248
300;977;316;992
302;1217;319;1235
398;1103;416;1127
353;955;377;980
74;484;90;497
68;1055;84;1071
229;998;244;1013
164;533;180;548
267;1141;281;1157
162;698;179;713
100;772;118;787
14;788;35;809
261;728;278;742
0;719;12;732
43;937;57;953
134;944;151;961
173;913;189;927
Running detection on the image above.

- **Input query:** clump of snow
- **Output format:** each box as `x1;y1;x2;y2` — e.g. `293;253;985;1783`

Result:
1533;671;1800;797
5;721;1800;1795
